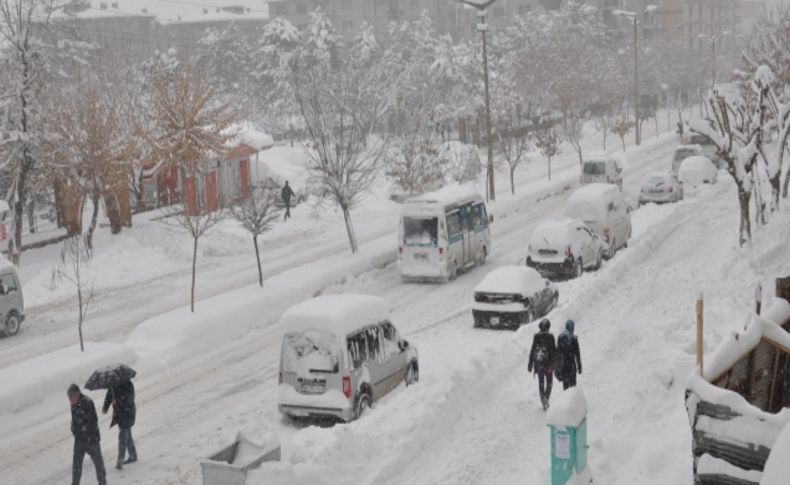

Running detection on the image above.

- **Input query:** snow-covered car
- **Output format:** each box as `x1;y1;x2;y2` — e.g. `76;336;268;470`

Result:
682;133;721;168
671;144;705;175
526;218;606;279
472;266;558;329
278;294;418;423
638;172;684;206
0;255;24;337
678;156;718;188
565;184;632;258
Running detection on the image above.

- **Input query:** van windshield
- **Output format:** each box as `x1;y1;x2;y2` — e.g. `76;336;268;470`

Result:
281;331;340;374
403;217;438;247
674;148;698;162
583;162;606;175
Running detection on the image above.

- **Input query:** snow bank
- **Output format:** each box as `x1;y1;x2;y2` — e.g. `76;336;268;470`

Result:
0;343;136;414
475;266;546;296
761;422;790;485
698;454;762;483
546;387;588;428
282;294;388;337
127;236;397;364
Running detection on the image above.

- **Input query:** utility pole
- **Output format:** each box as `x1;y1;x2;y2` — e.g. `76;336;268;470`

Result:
633;17;640;146
712;36;716;86
480;12;495;201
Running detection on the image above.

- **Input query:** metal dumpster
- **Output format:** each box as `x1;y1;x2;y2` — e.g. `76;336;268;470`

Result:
200;432;281;485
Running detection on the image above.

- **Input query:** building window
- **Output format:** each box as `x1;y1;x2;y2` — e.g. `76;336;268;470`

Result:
296;2;307;15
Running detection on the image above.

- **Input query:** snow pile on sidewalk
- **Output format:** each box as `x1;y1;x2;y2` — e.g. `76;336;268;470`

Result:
0;343;136;414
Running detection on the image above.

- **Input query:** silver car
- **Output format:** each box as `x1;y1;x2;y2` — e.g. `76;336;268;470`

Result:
278;295;418;423
0;264;24;337
639;172;683;205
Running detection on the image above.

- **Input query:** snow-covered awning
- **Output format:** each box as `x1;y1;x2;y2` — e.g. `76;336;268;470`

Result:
225;122;274;152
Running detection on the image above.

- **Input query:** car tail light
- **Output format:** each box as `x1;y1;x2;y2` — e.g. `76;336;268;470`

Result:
565;245;572;258
668;186;673;193
398;246;403;255
603;228;610;242
278;372;282;385
342;376;352;398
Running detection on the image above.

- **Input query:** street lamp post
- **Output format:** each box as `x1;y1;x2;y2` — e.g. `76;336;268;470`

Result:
615;6;658;147
460;0;499;201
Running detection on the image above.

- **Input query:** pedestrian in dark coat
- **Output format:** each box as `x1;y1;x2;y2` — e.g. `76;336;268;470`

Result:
555;320;582;390
528;319;556;410
281;181;295;221
68;384;107;485
102;380;137;470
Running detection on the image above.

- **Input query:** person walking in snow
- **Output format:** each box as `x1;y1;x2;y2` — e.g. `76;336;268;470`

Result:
528;319;556;410
555;320;582;390
102;380;137;470
281;181;295;221
67;384;107;485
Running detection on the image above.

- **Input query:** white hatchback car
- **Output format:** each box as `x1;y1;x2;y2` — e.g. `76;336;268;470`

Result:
639;172;684;205
678;156;718;188
526;218;607;279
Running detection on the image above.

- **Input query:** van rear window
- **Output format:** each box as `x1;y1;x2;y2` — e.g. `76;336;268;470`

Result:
583;162;606;175
403;217;438;247
281;331;340;374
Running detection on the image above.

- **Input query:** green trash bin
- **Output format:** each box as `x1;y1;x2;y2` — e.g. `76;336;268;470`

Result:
546;388;593;485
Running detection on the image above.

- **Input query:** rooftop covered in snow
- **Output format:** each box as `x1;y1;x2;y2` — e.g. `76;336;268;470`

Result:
55;0;269;25
281;294;390;338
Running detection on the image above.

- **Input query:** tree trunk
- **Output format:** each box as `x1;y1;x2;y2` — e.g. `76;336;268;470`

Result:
253;234;263;287
738;187;752;247
342;205;359;254
548;157;552;181
783;169;789;199
602;129;607;151
85;188;101;251
190;235;198;312
78;285;84;352
510;167;515;195
620;136;626;152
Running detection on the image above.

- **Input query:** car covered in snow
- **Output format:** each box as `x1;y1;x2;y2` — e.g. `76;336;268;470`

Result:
565;184;632;258
580;154;623;189
526;218;606;279
678;155;718;188
0;255;23;337
682;133;721;168
638;172;684;205
472;266;558;329
671;144;705;175
278;295;418;423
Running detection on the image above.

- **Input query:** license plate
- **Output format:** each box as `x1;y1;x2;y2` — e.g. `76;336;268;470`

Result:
301;383;324;394
650;189;663;194
413;253;428;261
490;316;500;325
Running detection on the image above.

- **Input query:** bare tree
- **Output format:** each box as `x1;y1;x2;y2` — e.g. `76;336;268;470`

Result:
612;115;633;152
230;187;280;288
562;111;585;165
535;126;561;180
498;122;530;194
53;236;94;352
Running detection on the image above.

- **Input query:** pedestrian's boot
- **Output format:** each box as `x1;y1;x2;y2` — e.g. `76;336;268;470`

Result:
541;396;549;411
115;458;123;471
124;455;137;465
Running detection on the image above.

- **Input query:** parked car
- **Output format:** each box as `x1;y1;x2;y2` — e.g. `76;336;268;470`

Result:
526;218;606;279
565;183;632;258
682;133;721;168
678;155;718;188
638;172;684;205
581;154;623;189
0;257;24;337
278;294;418;423
671;144;705;175
472;266;558;329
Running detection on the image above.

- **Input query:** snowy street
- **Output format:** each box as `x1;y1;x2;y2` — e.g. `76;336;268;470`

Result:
0;133;750;485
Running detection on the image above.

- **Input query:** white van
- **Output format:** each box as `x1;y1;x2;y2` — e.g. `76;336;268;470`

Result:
565;184;632;258
581;154;623;190
398;185;491;282
278;295;418;423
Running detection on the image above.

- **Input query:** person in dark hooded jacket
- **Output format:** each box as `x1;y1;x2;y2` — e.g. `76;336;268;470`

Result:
555;319;582;390
528;319;556;410
103;380;137;470
68;383;107;485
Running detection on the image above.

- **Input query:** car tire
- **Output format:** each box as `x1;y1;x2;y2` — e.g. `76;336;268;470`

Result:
476;247;487;267
355;393;372;420
608;239;617;259
446;262;458;283
595;251;603;270
5;313;20;337
405;361;419;386
575;259;583;278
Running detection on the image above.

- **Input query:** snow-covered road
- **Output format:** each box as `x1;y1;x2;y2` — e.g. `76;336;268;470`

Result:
0;135;683;485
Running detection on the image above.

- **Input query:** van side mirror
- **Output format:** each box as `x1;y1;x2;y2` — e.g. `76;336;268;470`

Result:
398;340;410;352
